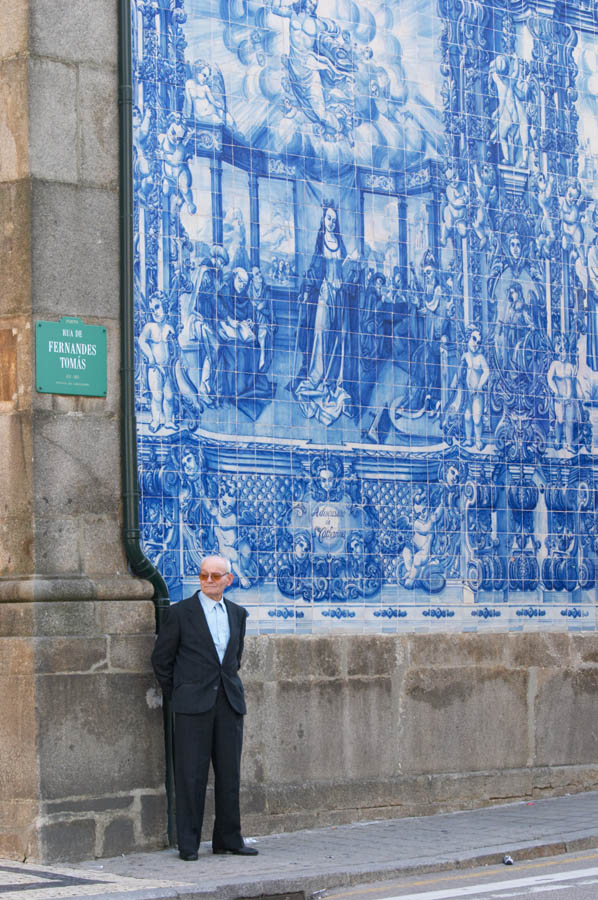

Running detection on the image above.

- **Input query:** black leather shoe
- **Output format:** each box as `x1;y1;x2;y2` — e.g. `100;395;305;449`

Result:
179;851;199;861
213;845;259;856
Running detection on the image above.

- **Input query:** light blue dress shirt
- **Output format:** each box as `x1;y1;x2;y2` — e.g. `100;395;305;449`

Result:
199;591;230;663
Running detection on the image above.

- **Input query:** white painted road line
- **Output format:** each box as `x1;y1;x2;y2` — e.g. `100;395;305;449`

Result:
376;865;598;900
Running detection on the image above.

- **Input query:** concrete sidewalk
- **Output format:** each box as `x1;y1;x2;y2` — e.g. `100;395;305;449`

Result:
2;791;598;900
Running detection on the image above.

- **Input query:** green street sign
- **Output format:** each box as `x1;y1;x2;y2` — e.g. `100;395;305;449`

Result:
36;317;107;397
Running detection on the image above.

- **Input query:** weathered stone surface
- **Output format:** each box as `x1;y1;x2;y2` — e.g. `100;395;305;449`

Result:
0;181;31;316
44;795;133;814
0;413;32;513
33;516;87;576
0;517;35;577
31;181;118;320
35;512;130;579
33;601;99;636
0;637;34;674
239;634;268;681
271;635;344;680
241;682;266;784
0;800;39;831
140;793;168;843
265;680;347;782
535;668;598;766
409;634;505;668
0;0;29;59
29;57;77;183
36;673;165;799
101;817;136;858
266;677;394;782
532;764;598;794
347;634;401;676
109;635;155;672
0;828;39;862
40;818;96;862
507;633;572;669
100;600;156;636
239;783;267;816
30;0;117;67
0;603;34;637
0;672;38;798
34;636;108;674
79;65;118;188
399;666;529;774
571;634;598;664
0;57;29;183
78;515;130;578
32;412;120;518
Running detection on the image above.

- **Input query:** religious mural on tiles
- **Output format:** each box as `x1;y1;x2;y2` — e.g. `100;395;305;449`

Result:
132;0;598;629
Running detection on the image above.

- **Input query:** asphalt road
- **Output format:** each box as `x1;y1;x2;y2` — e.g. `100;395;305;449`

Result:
319;849;598;900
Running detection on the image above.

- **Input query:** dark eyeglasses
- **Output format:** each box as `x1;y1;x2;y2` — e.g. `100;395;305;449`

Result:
199;572;228;581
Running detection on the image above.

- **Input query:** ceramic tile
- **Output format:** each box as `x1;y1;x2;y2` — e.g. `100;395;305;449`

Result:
131;0;598;633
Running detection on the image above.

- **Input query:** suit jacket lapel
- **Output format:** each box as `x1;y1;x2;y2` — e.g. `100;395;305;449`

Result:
222;597;238;665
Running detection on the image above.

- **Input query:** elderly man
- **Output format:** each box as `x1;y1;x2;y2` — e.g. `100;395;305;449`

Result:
151;555;257;860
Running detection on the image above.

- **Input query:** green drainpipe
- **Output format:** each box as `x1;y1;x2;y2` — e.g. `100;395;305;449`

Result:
118;0;175;847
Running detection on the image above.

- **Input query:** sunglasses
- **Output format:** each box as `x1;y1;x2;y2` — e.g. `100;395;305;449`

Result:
199;572;229;581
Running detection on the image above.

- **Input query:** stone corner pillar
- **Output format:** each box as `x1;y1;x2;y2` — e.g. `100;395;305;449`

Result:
0;0;167;862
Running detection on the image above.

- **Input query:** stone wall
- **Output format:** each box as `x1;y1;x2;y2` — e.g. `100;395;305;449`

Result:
235;632;598;835
0;0;164;864
0;599;166;862
4;612;598;862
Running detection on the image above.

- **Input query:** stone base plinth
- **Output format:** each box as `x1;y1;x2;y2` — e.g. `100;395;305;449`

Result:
0;599;166;862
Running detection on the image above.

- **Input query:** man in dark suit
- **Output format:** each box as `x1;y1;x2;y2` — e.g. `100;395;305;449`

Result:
151;555;258;860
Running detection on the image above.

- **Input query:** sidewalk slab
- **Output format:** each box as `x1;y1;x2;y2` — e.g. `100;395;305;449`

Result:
2;791;598;900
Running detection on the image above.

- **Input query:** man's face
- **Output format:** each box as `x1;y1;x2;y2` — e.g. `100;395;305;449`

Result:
252;268;263;289
199;559;233;600
509;236;521;260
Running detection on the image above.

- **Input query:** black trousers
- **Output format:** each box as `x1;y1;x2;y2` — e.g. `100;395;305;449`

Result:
174;684;244;853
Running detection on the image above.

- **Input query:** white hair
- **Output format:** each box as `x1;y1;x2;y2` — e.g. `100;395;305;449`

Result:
201;555;232;574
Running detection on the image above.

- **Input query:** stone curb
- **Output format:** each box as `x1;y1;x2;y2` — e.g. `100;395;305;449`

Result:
70;831;598;900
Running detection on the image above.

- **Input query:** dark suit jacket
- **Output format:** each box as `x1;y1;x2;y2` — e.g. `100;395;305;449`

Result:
151;592;247;715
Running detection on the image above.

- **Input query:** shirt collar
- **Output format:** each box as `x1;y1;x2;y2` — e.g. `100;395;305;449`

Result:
199;590;225;610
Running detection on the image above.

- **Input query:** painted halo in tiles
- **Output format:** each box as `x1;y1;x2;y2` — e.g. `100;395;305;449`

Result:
132;0;598;630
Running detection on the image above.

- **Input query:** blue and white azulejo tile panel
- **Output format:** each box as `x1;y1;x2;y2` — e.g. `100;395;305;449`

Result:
132;0;598;632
